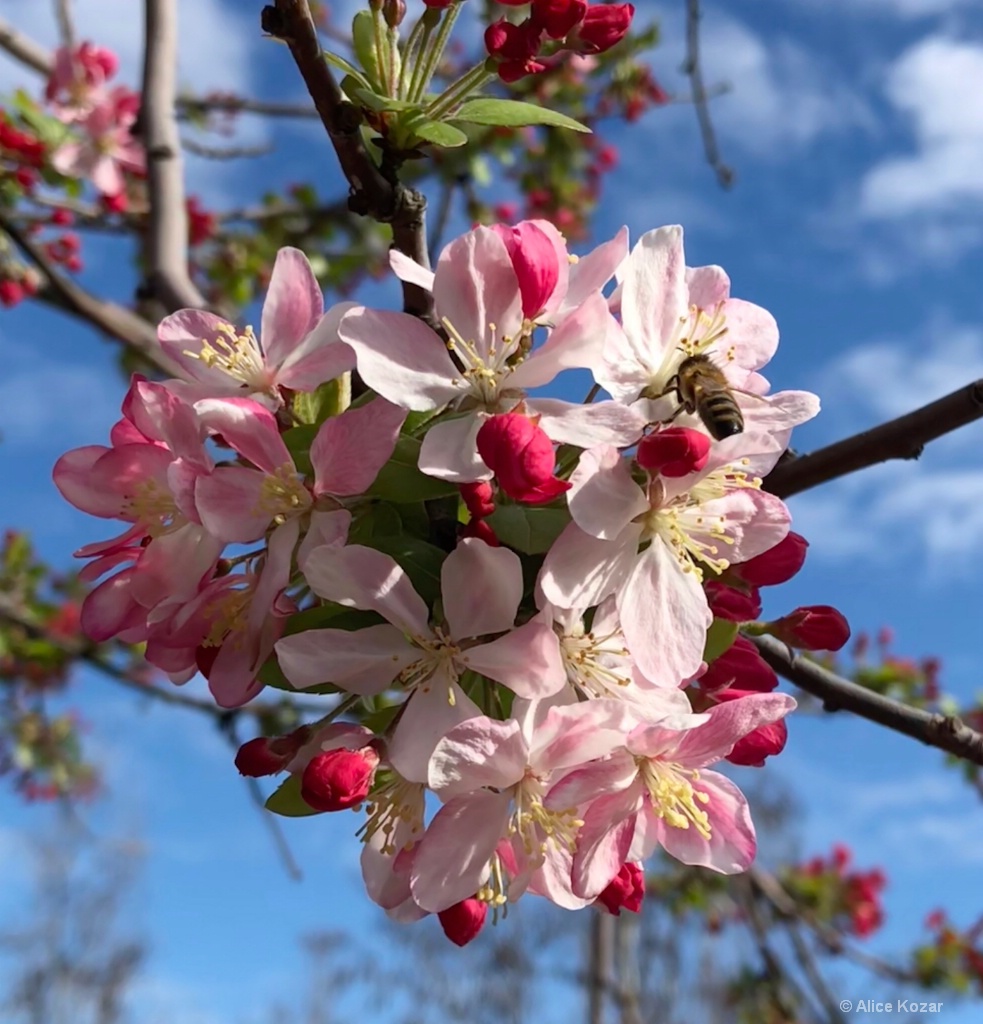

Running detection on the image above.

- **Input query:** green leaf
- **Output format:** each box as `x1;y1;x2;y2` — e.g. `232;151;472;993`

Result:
323;49;374;93
352;11;382;92
703;619;739;665
266;774;321;817
366;436;459;502
485;505;569;555
291;378;348;427
406;117;468;148
350;86;419;113
367;535;446;606
452;98;590;133
348;502;404;545
281;424;317;476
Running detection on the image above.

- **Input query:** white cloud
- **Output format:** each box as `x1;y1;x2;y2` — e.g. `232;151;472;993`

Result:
861;35;983;218
798;0;976;17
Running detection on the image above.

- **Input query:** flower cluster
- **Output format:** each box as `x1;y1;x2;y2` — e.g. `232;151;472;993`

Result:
786;844;887;939
56;220;820;942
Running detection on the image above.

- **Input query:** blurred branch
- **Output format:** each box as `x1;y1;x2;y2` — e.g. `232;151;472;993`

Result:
0;17;53;75
54;0;77;49
140;0;208;312
764;378;983;499
0;211;180;375
261;0;433;321
181;137;273;160
177;94;321;119
681;0;733;189
750;634;983;766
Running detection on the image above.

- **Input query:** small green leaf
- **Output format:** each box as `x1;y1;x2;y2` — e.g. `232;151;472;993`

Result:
323;49;374;93
485;505;569;555
350;86;419;113
281;424;316;476
352;11;382;92
407;118;468;148
366;437;459;502
704;619;739;665
348;502;404;545
452;98;590;133
266;774;321;817
291;378;348;427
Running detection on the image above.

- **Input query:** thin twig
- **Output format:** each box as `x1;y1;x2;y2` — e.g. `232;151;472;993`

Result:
0;17;53;75
181;137;273;160
681;0;734;189
0;211;180;375
261;0;433;321
764;378;983;499
141;0;208;312
177;94;321;119
54;0;77;49
750;634;983;766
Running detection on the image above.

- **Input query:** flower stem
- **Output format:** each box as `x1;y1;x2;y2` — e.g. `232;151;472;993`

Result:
424;64;494;120
404;8;440;102
409;3;462;103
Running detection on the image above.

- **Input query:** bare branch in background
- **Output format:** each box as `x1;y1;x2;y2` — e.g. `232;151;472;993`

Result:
261;0;433;321
53;0;77;50
681;0;734;189
750;634;983;766
0;212;180;375
177;94;321;119
181;137;273;160
765;377;983;499
140;0;208;312
0;17;53;76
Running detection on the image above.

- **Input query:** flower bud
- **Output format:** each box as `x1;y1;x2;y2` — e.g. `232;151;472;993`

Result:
531;0;588;40
460;480;495;520
705;581;761;623
698;635;777;694
438;897;489;946
489;221;560;318
301;745;380;811
565;2;634;55
477;412;571;505
731;532;808;587
714;689;788;766
235;726;312;777
461;517;500;546
768;605;851;651
636;427;710;477
484;19;547;82
383;0;406;26
595;862;644;915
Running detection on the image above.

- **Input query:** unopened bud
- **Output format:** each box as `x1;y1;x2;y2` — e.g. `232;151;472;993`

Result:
489;221;560;318
477;412;570;505
383;0;406;26
715;689;788;766
301;745;380;811
438;897;489;946
705;581;761;623
767;605;851;652
595;862;644;915
636;427;710;477
699;635;777;694
235;726;312;777
565;2;634;55
731;532;808;587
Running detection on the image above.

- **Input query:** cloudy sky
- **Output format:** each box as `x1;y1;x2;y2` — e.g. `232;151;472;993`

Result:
3;0;983;1020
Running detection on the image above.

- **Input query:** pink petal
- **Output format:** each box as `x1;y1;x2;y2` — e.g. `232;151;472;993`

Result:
621;226;688;361
53;446;117;516
571;787;641;899
685;264;730;308
567;445;648;540
464;618;565;699
546;750;638;810
390;249;435;292
418;414;490;483
671;692;796;767
429;715;526;796
274;300;358;392
537;521;641;611
158;309;239;386
533;699;635;772
442;538;522;640
261;247;324;369
296;508;351;572
274;623;416;692
311;398;406;497
80;569;144;641
530;398;646;450
338;307;461;410
721;298;778;371
302;544;429;636
195;466;271;543
194;398;292;475
562;225;628;313
130;524;223;607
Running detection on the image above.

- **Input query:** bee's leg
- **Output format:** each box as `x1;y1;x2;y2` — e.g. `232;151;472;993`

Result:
647;374;679;401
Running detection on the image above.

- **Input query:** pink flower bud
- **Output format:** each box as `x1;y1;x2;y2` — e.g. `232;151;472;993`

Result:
461;517;500;546
460;480;495;519
705;581;761;623
731;531;808;587
485;19;547;82
698;635;777;694
636;427;710;477
595;862;644;915
383;0;406;26
438;897;489;946
768;605;851;651
531;0;588;40
0;279;25;308
477;412;571;505
715;689;788;766
301;745;380;811
235;727;312;777
489;221;560;318
565;2;634;55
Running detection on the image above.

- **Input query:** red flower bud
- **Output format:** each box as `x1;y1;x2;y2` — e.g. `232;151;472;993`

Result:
698;635;778;694
50;207;75;227
715;689;788;766
595;862;644;915
301;746;379;811
768;605;851;652
460;480;496;519
565;2;633;55
461;517;501;546
531;0;588;39
731;531;808;587
0;279;25;308
438;897;489;946
235;726;312;777
490;221;560;318
485;19;547;82
636;427;710;477
477;412;571;505
705;581;761;623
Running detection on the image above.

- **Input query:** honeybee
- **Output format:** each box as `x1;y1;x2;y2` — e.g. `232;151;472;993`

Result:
653;353;744;441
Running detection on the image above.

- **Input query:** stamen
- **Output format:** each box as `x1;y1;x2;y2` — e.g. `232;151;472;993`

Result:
185;323;271;391
639;759;711;839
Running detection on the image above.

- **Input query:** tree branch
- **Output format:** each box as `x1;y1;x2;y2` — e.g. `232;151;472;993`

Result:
140;0;208;312
177;94;321;119
0;211;181;376
0;17;53;76
261;0;433;320
750;634;983;766
54;0;77;50
765;378;983;499
681;0;733;189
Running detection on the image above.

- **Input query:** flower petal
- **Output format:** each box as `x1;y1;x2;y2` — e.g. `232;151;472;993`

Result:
311;397;407;497
261;247;324;368
464;617;566;699
620;225;688;364
442;538;522;640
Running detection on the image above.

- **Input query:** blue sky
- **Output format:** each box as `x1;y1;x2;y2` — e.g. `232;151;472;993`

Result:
3;0;983;1019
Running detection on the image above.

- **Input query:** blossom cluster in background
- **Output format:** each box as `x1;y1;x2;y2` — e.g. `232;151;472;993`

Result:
54;219;842;945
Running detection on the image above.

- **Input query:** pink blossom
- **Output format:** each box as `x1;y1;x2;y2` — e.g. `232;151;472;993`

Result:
158;247;356;406
46;42;119;120
275;538;565;781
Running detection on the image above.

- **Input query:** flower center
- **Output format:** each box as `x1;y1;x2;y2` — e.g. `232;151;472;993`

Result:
255;465;312;523
638;758;711;839
125;478;179;536
442;316;518;408
647;302;736;393
186;323;272;392
509;773;583;860
359;771;425;856
202;584;253;648
397;628;461;696
560;626;633;699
